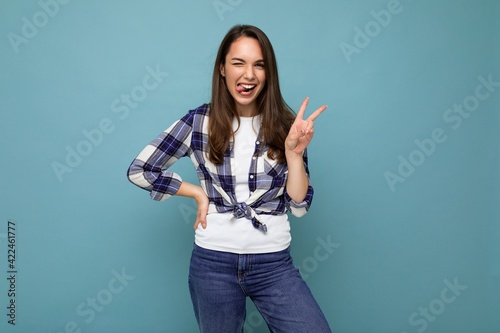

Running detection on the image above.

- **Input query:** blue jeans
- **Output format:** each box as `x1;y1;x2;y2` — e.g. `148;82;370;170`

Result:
188;244;332;333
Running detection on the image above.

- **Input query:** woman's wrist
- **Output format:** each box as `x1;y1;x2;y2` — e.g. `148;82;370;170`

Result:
194;186;208;203
285;149;304;166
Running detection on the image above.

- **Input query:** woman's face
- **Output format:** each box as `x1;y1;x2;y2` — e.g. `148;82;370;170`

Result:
221;37;266;117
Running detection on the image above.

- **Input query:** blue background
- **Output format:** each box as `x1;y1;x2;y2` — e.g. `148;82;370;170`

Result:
1;0;499;332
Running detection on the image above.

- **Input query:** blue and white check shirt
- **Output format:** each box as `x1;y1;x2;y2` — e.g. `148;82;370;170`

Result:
127;104;313;232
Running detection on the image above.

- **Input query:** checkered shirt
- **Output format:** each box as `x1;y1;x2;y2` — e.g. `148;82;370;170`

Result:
127;104;313;232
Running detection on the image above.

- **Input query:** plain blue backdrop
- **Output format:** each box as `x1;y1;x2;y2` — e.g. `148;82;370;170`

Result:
1;0;499;332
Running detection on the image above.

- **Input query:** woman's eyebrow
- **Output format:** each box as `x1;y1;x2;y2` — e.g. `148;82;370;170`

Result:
231;57;246;62
230;57;264;63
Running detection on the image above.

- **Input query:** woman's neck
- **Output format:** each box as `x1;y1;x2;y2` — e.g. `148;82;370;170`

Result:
236;103;258;117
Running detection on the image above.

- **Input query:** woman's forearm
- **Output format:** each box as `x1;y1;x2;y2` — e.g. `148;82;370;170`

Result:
285;151;309;203
176;181;205;200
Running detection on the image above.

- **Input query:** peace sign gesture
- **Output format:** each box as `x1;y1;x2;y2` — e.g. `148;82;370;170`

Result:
285;97;327;155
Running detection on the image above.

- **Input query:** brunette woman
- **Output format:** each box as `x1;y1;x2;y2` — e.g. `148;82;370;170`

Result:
128;24;331;332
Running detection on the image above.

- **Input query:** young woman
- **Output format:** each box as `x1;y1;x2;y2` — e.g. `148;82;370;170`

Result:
127;24;331;333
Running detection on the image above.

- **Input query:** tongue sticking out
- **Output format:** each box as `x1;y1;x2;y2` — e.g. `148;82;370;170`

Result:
236;84;255;93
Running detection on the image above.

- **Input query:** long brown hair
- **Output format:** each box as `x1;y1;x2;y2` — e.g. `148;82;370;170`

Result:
208;24;295;165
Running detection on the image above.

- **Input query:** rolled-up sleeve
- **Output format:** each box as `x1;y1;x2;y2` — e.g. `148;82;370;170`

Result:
284;186;314;217
127;111;194;201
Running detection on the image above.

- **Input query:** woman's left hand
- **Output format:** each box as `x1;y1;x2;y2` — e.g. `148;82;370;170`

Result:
285;97;327;155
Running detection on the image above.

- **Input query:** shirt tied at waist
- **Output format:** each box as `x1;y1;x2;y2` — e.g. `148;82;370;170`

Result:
232;202;268;233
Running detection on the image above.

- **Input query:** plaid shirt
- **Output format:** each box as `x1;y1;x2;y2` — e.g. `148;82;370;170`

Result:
127;104;313;232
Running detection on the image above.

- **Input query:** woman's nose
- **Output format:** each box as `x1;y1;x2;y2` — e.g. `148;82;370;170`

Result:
243;65;255;79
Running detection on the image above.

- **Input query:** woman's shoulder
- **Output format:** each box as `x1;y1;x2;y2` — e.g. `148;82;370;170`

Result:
178;104;210;128
187;103;210;117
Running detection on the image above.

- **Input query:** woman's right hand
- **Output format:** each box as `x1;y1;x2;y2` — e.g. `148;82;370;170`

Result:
193;189;209;230
176;182;209;230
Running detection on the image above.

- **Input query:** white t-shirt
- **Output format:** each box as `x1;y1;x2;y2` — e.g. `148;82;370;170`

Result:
194;115;291;254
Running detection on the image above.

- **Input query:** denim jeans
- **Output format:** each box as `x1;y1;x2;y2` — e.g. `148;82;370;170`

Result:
188;244;332;333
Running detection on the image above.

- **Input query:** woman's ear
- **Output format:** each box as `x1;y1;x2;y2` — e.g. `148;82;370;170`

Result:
220;64;225;77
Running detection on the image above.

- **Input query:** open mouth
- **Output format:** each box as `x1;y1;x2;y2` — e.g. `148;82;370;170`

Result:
236;83;257;94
